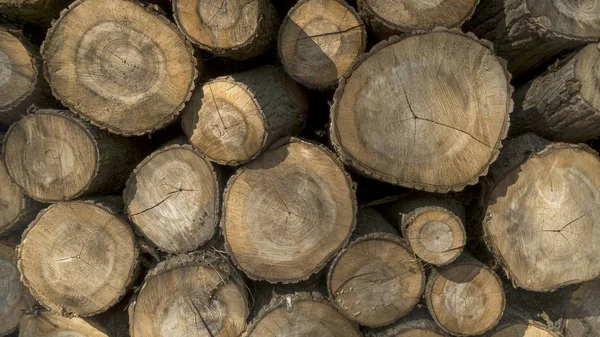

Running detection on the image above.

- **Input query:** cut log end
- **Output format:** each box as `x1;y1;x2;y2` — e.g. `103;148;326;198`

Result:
564;279;600;337
129;252;249;337
357;0;478;38
486;143;600;292
576;42;600;112
366;308;450;337
18;201;138;317
278;0;366;89
0;157;24;233
124;145;220;253
426;259;505;336
245;294;361;337
223;139;356;283
526;0;600;39
488;322;561;337
0;243;32;336
42;0;197;135
328;234;425;327
19;312;110;337
331;30;511;192
402;206;466;266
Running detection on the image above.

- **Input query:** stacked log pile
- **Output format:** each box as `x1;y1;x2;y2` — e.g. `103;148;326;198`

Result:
1;0;600;336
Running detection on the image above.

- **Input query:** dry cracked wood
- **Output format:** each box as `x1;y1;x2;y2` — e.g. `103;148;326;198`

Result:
18;200;138;316
19;312;109;337
425;255;505;336
366;308;449;337
173;0;278;60
327;208;425;328
357;0;479;39
0;0;72;26
222;138;356;283
181;66;308;165
512;42;600;142
465;0;600;79
0;242;33;337
331;29;512;192
485;134;600;292
41;0;197;136
129;252;249;337
278;0;367;89
123;144;221;253
3;110;140;202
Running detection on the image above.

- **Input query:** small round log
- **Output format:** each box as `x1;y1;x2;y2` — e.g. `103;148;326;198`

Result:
18;200;139;317
129;251;249;337
181;66;308;165
173;0;278;60
19;312;109;337
0;242;33;337
278;0;367;89
330;29;512;192
123;144;221;253
41;0;198;136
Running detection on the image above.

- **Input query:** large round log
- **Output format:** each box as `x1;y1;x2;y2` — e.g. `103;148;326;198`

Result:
0;27;54;126
484;134;600;291
425;255;505;336
123;144;221;253
3;110;140;202
278;0;367;89
19;312;109;337
0;242;33;337
511;43;600;142
222;138;356;283
327;208;425;328
173;0;278;60
41;0;198;136
0;0;72;26
129;252;249;337
465;0;600;79
357;0;479;39
366;308;449;337
564;280;600;337
18;200;138;316
330;29;512;192
181;66;308;165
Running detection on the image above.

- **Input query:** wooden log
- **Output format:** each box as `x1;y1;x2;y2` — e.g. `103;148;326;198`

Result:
563;279;600;337
425;255;506;336
2;109;140;202
41;0;198;136
17;200;139;317
0;0;72;26
484;133;600;291
129;251;249;337
511;43;600;142
181;66;308;166
172;0;278;60
222;138;356;283
0;27;54;126
123;144;221;253
487;320;561;337
19;312;109;337
464;0;600;79
357;0;479;39
383;194;466;266
366;308;449;337
327;208;426;328
244;290;362;337
278;0;367;89
330;29;512;192
0;242;34;337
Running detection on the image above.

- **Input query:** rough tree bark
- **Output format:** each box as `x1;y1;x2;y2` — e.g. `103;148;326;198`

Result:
383;193;466;266
41;0;198;136
327;208;426;328
366;307;450;337
222;138;356;283
357;0;479;39
17;199;139;317
0;242;34;337
464;0;600;79
511;42;600;142
330;29;512;192
0;26;54;126
563;279;600;337
181;66;308;166
484;133;600;292
425;254;506;336
278;0;367;89
0;0;72;26
18;312;110;337
123;144;221;254
172;0;278;60
128;251;250;337
2;109;140;202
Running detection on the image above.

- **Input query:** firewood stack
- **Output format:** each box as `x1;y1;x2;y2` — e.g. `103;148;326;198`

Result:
1;0;600;336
